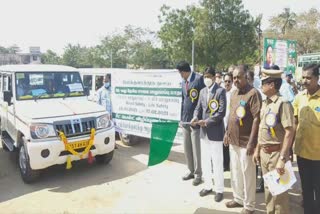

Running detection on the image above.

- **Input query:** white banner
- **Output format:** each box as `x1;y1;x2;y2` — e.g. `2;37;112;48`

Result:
112;70;183;141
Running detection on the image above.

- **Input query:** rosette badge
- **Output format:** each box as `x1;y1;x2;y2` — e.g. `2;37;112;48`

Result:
208;99;219;116
265;111;277;137
236;100;246;126
189;89;198;103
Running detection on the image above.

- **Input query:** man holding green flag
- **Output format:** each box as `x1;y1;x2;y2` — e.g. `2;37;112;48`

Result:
177;61;205;186
191;67;226;202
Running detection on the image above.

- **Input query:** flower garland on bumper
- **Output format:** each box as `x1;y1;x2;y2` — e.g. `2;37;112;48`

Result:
59;128;95;169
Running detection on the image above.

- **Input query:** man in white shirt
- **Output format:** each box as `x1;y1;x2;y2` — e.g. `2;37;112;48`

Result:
97;74;112;115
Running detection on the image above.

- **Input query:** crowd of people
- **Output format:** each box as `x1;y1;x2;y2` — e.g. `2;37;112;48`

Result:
177;61;320;214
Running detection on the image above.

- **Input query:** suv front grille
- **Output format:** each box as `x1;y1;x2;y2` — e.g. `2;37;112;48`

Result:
54;117;96;137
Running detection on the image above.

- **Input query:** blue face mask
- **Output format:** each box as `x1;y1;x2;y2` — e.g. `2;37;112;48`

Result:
104;82;110;88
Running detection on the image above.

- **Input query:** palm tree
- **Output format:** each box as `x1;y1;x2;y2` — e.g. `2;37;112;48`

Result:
279;8;297;35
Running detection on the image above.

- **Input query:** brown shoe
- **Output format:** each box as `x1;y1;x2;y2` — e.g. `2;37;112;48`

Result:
240;208;254;214
225;200;243;208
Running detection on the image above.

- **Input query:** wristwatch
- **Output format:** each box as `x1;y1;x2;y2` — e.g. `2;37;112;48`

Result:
280;155;286;162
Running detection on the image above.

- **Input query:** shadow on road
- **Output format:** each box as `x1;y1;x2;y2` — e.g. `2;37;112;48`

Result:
0;140;304;214
0;139;153;203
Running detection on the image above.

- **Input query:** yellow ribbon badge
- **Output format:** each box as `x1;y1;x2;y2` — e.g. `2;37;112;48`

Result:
208;99;219;116
236;106;246;126
189;89;198;103
265;112;277;137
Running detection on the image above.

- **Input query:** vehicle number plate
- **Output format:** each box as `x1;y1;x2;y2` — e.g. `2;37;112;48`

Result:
69;139;89;150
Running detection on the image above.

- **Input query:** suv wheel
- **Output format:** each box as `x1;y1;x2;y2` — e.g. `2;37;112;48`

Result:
95;151;114;164
19;141;40;183
1;140;9;151
119;133;138;146
0;123;8;151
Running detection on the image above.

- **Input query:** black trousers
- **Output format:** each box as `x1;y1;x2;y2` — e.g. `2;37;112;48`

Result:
256;164;264;189
297;156;320;214
223;144;230;170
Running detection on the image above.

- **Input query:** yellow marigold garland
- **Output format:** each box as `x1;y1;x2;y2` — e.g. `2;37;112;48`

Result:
59;128;95;169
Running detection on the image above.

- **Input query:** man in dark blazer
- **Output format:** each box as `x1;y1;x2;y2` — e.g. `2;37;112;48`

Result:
191;67;226;202
177;61;205;186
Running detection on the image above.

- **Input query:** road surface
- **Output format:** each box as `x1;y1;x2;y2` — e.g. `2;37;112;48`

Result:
0;139;303;213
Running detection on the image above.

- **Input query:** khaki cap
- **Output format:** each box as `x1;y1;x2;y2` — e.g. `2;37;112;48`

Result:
261;69;283;81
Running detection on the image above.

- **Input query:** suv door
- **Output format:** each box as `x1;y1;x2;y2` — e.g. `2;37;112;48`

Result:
1;74;15;136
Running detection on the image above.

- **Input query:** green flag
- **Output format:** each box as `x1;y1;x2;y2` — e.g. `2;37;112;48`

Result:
148;122;179;166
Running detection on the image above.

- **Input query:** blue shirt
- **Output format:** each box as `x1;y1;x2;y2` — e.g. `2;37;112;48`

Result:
280;79;295;103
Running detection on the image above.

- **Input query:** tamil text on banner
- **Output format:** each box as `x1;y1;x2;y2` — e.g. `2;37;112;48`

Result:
111;70;183;143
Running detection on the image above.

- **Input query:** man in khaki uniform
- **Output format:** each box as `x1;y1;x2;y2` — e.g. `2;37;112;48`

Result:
253;66;295;214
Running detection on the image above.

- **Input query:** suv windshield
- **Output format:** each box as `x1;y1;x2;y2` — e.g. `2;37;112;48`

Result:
16;72;85;100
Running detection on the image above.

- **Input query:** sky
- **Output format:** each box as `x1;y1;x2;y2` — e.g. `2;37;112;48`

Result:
0;0;319;55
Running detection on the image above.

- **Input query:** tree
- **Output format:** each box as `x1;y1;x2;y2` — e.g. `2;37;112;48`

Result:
7;45;21;54
293;8;320;53
158;5;195;66
97;25;169;69
269;8;297;36
41;50;62;64
158;0;260;69
264;8;320;54
62;44;93;68
0;46;10;54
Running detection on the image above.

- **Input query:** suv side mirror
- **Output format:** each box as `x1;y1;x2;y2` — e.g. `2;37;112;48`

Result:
84;87;90;96
3;91;12;105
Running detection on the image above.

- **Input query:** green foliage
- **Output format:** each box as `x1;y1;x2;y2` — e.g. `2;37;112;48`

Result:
62;44;93;68
158;0;260;70
0;45;20;54
41;50;62;64
265;8;320;54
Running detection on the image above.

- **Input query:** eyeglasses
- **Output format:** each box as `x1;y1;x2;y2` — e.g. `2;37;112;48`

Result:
261;80;272;85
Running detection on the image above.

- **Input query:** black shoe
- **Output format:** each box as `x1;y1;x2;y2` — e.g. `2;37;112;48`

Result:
215;193;224;202
256;187;264;193
199;189;212;197
182;173;194;181
192;177;202;186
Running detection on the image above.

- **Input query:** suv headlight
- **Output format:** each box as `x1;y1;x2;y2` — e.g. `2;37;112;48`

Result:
30;124;56;139
96;114;112;129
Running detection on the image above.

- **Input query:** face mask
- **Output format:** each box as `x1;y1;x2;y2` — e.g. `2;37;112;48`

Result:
104;82;110;88
204;78;213;87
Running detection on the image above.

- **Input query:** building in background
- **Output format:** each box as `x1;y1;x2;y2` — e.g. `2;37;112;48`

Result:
0;46;41;65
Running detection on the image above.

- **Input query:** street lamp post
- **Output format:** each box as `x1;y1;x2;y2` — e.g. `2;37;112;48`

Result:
110;50;113;68
192;40;195;72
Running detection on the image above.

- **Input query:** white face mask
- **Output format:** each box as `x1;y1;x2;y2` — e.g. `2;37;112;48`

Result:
204;78;213;87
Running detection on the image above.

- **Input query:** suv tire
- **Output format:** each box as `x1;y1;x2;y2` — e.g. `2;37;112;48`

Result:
0;122;9;151
95;151;114;164
119;133;138;146
18;140;40;183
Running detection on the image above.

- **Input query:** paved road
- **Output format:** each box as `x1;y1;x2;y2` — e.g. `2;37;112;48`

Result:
0;140;303;213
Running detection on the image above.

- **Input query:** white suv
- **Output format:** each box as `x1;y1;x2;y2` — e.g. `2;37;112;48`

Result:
0;64;115;183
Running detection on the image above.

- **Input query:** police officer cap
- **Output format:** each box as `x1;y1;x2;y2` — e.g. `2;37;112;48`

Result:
261;65;283;81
